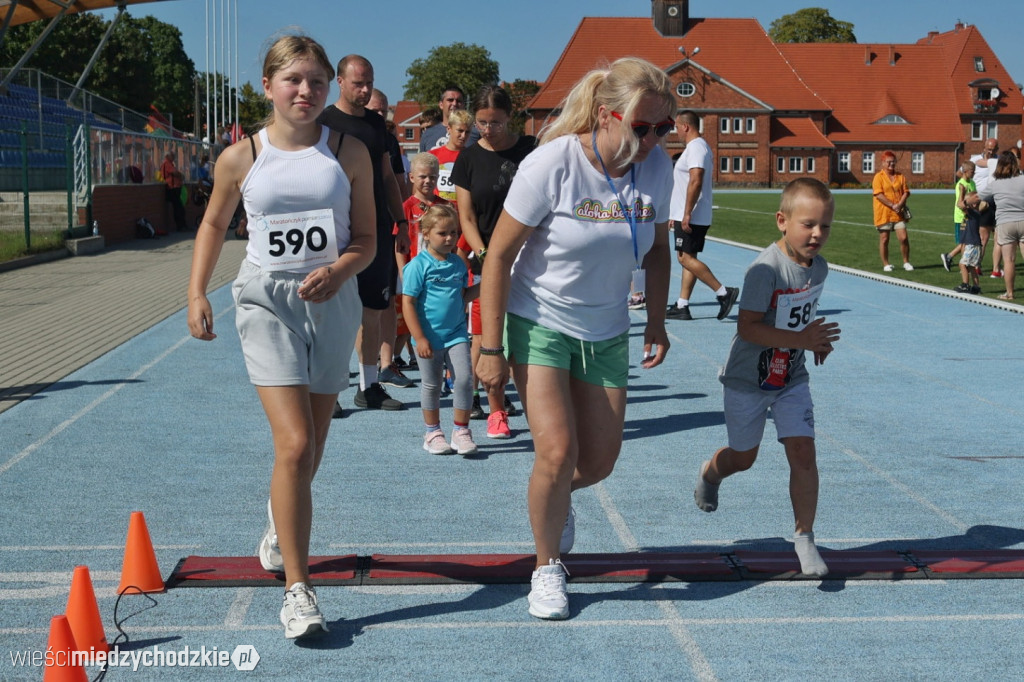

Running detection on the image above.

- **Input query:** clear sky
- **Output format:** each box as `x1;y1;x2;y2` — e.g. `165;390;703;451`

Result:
96;0;1023;105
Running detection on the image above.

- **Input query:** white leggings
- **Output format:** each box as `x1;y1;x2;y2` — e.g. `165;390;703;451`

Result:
418;341;473;412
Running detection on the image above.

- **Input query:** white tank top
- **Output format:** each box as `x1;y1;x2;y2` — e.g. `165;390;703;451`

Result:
242;126;353;273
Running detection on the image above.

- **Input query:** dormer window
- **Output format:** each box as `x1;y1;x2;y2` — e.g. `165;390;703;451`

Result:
876;114;909;124
974;57;985;72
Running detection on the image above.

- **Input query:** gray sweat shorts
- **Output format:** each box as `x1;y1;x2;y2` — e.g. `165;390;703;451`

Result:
232;259;360;393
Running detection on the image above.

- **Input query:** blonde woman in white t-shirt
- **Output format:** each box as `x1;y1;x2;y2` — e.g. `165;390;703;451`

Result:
476;57;675;620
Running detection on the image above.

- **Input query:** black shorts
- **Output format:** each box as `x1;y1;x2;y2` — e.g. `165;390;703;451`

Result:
978;200;997;229
356;223;396;310
672;222;710;255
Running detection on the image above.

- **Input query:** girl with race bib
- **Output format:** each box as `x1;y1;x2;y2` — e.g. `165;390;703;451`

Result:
694;178;841;578
187;35;375;640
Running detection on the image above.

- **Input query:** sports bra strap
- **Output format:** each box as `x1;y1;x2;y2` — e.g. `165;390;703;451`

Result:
249;134;257;161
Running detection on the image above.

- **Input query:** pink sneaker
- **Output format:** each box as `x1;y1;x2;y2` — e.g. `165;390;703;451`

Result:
450;428;479;455
486;410;511;439
423;430;453;455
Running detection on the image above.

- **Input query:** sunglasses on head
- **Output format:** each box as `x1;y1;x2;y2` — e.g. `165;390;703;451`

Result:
611;111;674;138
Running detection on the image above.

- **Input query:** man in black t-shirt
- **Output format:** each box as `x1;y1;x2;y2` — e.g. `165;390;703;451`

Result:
318;55;409;412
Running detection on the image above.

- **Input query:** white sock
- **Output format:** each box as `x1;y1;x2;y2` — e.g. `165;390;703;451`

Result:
677;298;689;308
714;286;727;297
793;531;829;577
359;364;378;390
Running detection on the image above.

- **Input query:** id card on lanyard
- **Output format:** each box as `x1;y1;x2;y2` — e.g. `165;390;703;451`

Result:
593;130;645;292
252;208;338;272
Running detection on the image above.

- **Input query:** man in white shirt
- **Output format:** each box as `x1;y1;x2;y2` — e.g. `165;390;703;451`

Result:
970;137;1002;277
666;110;738;321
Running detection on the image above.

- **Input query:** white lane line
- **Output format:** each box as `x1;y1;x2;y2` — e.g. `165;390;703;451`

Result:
594;483;719;682
823;437;970;534
7;611;1024;637
0;307;234;478
224;587;256;627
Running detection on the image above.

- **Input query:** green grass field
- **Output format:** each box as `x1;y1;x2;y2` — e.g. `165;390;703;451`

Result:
710;190;1016;301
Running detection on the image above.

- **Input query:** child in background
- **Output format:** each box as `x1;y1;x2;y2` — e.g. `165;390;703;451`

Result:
402;204;480;455
397;153;451;267
695;178;841;578
954;181;983;294
430;109;473;206
942;160;976;272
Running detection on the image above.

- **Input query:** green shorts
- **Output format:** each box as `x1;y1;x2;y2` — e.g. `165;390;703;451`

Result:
507;313;629;388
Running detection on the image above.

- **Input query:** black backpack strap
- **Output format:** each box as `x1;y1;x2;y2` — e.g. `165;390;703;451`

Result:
249;134;257;161
333;132;345;158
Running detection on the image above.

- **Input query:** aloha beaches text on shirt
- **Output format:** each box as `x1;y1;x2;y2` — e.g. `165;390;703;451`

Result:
574;197;656;222
757;281;823;391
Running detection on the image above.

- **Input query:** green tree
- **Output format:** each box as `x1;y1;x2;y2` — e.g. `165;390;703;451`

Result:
768;8;856;43
403;42;500;107
504;78;540;134
238;81;271;133
134;16;195;128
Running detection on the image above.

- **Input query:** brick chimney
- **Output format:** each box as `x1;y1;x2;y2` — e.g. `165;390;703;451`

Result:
652;0;689;37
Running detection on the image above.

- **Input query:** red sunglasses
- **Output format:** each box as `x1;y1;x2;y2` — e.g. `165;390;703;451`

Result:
611;111;674;138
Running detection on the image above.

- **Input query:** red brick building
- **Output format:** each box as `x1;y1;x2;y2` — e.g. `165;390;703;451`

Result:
525;1;1022;187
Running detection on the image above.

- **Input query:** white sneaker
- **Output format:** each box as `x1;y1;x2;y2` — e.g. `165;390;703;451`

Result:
903;262;914;271
528;559;570;620
559;506;575;554
883;264;894;272
280;582;328;639
258;498;284;572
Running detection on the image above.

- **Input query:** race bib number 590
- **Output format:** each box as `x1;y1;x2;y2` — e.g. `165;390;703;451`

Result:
253;209;337;272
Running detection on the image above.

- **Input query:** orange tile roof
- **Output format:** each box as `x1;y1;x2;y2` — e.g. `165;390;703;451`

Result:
917;24;1023;115
778;42;964;144
770;117;833;148
530;16;1021;149
530;17;826;112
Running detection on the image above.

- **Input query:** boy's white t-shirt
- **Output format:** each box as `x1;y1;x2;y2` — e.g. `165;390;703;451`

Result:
502;134;673;341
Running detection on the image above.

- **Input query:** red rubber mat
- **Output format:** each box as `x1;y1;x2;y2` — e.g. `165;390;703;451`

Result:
167;555;360;587
168;550;1024;587
908;550;1024;578
367;554;536;584
367;552;738;584
733;550;923;580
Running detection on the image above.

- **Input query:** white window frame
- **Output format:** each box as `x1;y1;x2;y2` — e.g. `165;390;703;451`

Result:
862;152;875;174
732;156;742;173
806;157;815;173
720;157;730;173
838;151;850;173
911;151;924;174
746;118;756;134
745;156;755;173
720;117;730;134
777;156;786;173
676;82;696;98
986;121;998;138
733;118;742;134
789;157;803;173
971;121;984;140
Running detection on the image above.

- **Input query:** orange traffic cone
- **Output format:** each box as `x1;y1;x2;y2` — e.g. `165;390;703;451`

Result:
65;565;109;653
42;615;89;682
118;511;165;593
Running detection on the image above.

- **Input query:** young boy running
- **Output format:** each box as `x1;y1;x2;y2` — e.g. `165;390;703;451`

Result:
694;178;841;577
